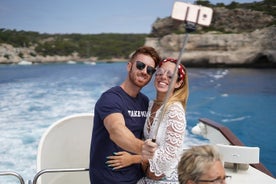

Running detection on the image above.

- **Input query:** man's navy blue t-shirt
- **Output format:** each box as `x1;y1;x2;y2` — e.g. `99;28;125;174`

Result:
89;86;149;184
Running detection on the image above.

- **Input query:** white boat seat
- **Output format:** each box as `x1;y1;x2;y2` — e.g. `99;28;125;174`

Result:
35;113;93;184
216;144;260;172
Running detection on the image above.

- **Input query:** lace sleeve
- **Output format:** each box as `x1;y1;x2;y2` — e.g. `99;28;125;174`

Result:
149;102;186;176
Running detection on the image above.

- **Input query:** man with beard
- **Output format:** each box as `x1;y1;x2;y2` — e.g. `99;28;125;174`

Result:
89;46;161;184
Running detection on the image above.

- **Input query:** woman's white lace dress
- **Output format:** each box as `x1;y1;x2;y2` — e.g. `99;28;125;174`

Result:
138;101;186;184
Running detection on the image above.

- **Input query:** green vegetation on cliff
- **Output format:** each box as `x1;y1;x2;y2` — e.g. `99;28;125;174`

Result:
196;0;275;18
0;31;146;59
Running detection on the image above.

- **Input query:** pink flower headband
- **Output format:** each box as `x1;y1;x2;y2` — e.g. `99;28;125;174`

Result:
159;58;186;81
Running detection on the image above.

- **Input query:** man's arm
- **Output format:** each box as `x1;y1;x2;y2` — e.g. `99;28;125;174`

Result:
104;113;144;154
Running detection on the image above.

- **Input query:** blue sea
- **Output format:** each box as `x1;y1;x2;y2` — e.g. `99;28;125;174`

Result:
0;62;275;183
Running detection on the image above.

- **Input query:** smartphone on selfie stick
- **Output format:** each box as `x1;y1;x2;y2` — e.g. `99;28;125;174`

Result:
171;1;213;27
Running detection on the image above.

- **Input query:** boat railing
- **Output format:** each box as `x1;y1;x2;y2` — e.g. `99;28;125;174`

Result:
198;118;274;178
0;171;25;184
32;167;89;184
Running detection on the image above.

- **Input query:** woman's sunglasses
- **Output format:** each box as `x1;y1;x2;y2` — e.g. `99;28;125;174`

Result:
155;68;173;80
135;61;156;75
156;67;181;81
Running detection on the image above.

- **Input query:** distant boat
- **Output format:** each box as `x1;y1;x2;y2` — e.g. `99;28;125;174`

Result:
84;61;96;65
18;60;32;65
67;60;77;64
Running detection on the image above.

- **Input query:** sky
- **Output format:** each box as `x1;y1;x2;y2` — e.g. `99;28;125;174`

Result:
0;0;262;34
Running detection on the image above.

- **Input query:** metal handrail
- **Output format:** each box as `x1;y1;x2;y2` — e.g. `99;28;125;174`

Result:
0;171;25;184
32;167;89;184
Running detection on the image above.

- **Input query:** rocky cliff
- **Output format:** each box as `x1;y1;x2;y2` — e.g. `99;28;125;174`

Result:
146;7;276;67
145;26;276;67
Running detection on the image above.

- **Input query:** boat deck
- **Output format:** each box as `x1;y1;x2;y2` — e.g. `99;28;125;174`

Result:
225;166;275;183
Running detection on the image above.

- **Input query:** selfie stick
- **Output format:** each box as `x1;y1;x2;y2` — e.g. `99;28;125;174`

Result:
152;2;213;142
152;22;195;142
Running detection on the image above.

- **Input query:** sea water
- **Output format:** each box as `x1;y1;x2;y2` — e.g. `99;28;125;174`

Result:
0;62;275;183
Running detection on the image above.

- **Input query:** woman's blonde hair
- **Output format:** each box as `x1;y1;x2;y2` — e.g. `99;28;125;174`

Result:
166;63;189;111
159;58;189;111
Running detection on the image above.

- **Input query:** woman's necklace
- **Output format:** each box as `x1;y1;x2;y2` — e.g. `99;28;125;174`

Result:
146;100;163;132
153;99;163;105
